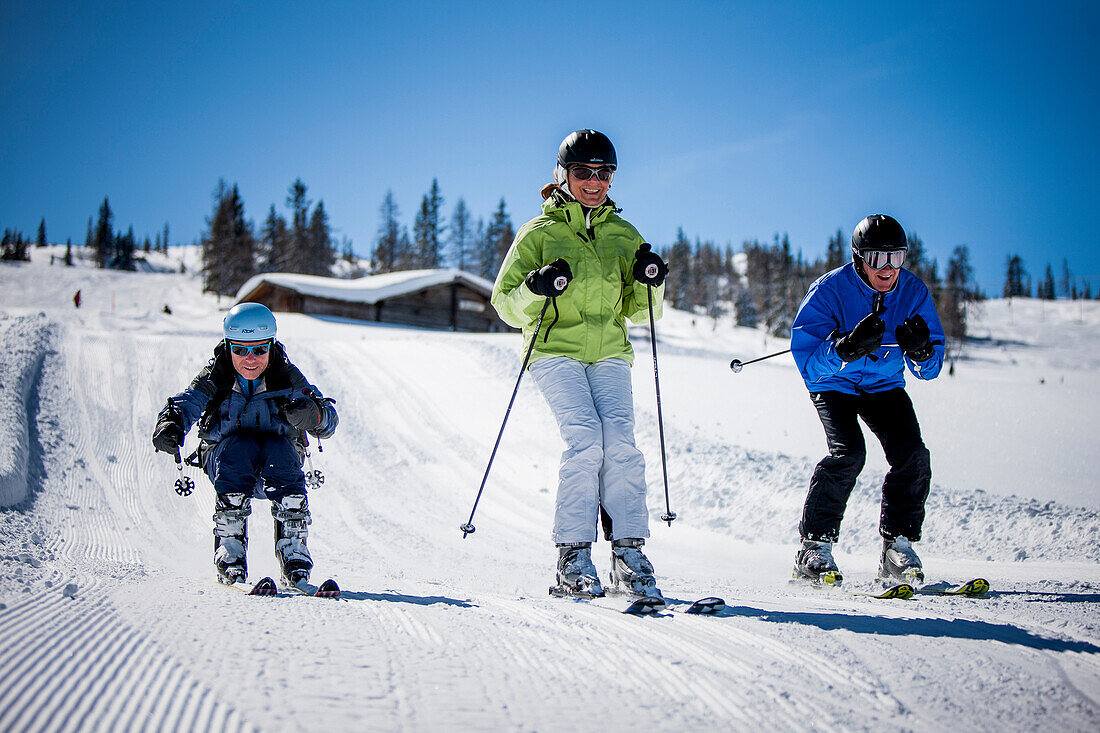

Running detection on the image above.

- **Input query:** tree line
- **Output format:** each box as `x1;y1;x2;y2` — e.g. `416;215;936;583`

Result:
10;179;1098;341
658;228;981;343
196;177;516;297
1003;255;1093;300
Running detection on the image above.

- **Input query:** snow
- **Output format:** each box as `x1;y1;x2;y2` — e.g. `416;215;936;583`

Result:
0;246;1098;731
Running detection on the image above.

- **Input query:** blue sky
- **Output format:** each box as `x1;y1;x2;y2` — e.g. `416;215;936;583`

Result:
3;1;1097;295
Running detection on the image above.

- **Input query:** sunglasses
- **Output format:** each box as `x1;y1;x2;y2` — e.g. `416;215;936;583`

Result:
228;341;272;357
862;249;906;270
569;165;614;182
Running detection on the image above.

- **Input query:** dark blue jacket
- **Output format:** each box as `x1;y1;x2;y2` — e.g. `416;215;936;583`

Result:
791;263;945;394
168;341;338;445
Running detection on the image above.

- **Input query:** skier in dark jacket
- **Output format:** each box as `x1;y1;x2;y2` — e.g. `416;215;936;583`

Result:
151;302;338;587
790;214;944;587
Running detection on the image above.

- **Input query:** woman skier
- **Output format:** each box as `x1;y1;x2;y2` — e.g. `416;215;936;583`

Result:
491;129;669;601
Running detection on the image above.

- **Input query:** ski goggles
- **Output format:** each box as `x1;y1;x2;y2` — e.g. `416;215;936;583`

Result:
861;249;906;270
569;165;615;182
228;340;272;357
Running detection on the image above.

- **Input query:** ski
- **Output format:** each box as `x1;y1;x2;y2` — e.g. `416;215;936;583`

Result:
789;577;915;600
668;596;727;615
549;585;666;615
283;577;341;598
916;578;990;597
847;583;915;600
219;575;278;596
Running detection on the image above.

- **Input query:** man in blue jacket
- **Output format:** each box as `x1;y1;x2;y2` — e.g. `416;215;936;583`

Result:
790;214;944;586
151;303;338;587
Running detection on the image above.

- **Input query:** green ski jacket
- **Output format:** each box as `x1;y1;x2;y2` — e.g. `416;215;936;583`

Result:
491;190;664;366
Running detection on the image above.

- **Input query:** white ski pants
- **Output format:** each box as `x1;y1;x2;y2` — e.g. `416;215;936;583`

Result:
530;356;650;544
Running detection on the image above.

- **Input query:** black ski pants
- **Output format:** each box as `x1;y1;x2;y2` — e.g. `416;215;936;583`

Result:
798;388;931;544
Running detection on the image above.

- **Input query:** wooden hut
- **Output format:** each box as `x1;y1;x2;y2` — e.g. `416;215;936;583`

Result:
233;269;512;333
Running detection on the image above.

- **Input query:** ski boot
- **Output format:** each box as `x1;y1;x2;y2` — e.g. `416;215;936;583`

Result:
272;493;313;586
609;538;664;600
793;539;843;586
551;542;605;598
879;536;924;584
213;492;250;585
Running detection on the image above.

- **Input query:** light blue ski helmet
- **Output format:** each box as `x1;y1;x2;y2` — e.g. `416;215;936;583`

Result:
223;302;277;342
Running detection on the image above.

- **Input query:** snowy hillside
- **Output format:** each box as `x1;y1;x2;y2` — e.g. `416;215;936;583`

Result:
1;248;1098;732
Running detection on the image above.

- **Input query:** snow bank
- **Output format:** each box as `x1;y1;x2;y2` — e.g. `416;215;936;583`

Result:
0;313;49;506
664;425;1100;563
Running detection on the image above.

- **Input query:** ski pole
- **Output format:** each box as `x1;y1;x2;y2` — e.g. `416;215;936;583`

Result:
461;297;552;538
729;349;791;373
645;284;676;526
173;450;194;497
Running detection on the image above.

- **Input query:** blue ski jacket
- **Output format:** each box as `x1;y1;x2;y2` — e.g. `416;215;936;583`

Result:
791;263;945;394
166;341;338;446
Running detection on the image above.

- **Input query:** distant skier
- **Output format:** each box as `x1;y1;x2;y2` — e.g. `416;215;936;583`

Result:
150;303;338;587
790;214;945;586
491;129;669;600
73;290;81;308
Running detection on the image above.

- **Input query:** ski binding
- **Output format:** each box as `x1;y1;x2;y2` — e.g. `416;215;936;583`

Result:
220;575;278;596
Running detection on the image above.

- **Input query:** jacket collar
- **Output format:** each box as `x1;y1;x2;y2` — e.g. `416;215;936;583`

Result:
541;188;619;232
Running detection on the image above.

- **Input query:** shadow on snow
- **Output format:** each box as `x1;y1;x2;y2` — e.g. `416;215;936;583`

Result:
335;589;475;608
722;604;1100;654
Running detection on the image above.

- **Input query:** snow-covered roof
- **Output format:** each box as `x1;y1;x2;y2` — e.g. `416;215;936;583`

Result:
234;268;495;305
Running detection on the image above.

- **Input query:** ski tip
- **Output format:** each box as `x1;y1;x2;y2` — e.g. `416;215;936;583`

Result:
879;584;915;600
684;597;726;614
316;578;341;598
958;578;990;596
249;577;278;596
624;596;666;616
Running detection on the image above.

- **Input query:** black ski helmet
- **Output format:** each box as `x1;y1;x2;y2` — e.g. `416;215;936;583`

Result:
558;129;617;169
851;214;907;257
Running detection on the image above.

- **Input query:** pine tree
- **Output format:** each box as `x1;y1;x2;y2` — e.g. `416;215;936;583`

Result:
664;228;693;308
286;179;311;273
36;218;47;248
448;198;473;271
1038;263;1056;300
942;244;976;339
260;204;291;272
472;218;490;279
906;233;937;285
94;197;114;268
1003;255;1028;297
307;200;335;276
483;199;514;279
412;179;444;269
162;222;170;254
201;181;257;296
115;226;136;271
64;238;73;266
826;228;846;270
1060;259;1072;299
373;190;402;274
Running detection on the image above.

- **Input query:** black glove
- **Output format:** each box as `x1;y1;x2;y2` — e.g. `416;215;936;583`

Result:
525;258;572;297
895;314;935;361
283;397;324;432
835;312;885;362
633;243;668;286
151;408;185;455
